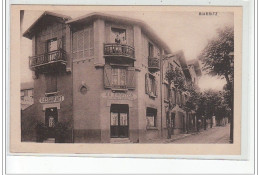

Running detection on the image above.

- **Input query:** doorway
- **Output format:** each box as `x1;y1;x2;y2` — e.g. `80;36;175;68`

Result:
110;104;129;138
45;107;58;138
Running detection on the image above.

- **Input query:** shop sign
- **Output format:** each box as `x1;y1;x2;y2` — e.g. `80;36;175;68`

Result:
103;92;137;101
39;95;64;104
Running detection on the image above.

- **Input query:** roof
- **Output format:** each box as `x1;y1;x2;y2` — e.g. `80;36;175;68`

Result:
187;59;202;77
23;11;72;39
66;12;172;53
21;82;33;90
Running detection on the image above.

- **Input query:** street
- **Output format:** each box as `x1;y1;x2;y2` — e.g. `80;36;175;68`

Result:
171;124;230;144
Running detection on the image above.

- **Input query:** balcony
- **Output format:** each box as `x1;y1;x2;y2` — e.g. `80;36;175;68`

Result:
104;43;135;61
148;57;160;73
29;49;67;72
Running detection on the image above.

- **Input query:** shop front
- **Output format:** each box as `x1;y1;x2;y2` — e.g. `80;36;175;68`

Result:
100;91;138;143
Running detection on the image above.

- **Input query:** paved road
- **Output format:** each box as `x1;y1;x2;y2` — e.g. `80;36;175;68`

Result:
172;124;230;144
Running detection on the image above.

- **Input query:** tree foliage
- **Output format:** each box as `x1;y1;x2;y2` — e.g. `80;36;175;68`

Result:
165;66;186;90
199;26;234;85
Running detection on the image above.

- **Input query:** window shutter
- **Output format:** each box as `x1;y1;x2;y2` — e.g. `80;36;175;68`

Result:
127;67;135;89
145;73;150;94
57;38;62;49
45;73;57;93
154;79;158;97
104;65;112;88
172;89;176;105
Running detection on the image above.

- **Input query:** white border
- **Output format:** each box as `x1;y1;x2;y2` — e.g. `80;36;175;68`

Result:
5;0;256;174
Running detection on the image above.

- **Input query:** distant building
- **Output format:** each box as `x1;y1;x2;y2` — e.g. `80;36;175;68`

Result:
22;11;201;143
21;82;34;110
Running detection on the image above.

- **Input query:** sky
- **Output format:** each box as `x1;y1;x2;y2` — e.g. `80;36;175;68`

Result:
21;10;233;91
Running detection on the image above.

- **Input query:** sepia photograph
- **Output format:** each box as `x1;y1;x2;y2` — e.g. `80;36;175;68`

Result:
10;5;242;154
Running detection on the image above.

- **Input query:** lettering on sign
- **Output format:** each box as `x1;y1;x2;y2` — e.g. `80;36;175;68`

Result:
103;92;137;100
39;95;64;104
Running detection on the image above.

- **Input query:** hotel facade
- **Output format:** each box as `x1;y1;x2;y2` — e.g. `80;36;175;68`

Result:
22;11;201;143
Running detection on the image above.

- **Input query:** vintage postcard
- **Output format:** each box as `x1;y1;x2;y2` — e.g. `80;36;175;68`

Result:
10;5;242;155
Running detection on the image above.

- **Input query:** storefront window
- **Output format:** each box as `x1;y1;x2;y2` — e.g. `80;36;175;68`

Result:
111;112;118;126
120;113;128;126
48;116;55;127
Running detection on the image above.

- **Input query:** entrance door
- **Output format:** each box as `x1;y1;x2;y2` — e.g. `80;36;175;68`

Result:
45;107;58;138
171;113;175;135
110;104;129;138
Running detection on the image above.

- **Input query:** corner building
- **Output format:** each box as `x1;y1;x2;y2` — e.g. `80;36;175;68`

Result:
23;11;197;143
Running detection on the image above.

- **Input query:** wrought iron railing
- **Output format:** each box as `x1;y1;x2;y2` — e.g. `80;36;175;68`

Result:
148;57;160;71
29;49;66;69
104;43;135;60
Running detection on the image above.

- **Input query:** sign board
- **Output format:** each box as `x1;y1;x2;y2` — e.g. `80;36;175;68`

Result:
102;92;137;101
39;95;64;104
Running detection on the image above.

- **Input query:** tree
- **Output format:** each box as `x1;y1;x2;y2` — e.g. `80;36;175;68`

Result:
199;26;234;86
164;66;186;138
199;26;234;142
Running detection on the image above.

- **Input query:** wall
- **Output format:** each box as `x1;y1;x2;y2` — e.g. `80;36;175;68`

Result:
30;18;73;142
134;31;162;142
35;20;66;55
71;22;104;143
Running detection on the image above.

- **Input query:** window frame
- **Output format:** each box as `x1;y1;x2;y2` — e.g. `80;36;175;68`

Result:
149;74;157;97
148;42;154;58
146;108;157;129
111;27;127;44
111;66;127;90
46;38;58;53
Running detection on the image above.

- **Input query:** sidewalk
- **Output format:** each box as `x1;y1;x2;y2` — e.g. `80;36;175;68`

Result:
145;126;218;143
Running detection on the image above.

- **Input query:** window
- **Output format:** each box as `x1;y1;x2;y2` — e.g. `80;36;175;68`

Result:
104;65;135;90
28;89;33;98
111;28;126;44
45;73;57;94
148;42;154;57
146;108;157;128
21;90;25;100
164;84;170;101
72;26;94;60
171;88;176;105
47;38;58;52
176;91;181;105
111;67;127;89
145;73;158;97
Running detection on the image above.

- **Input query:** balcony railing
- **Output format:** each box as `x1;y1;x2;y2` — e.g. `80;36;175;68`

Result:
148;57;160;72
104;43;135;60
29;49;66;70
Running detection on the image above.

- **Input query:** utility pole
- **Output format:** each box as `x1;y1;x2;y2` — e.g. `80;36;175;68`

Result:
159;54;175;139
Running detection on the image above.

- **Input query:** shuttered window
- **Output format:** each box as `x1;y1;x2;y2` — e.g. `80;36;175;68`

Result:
145;73;158;97
112;67;127;89
72;26;94;60
45;73;57;93
164;84;169;101
104;65;135;90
